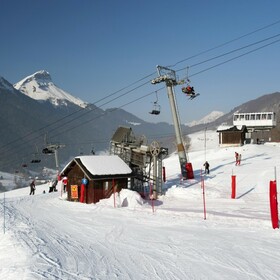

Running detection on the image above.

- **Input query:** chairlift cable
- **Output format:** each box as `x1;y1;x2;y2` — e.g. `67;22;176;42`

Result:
176;33;280;76
169;18;280;68
2;22;280;169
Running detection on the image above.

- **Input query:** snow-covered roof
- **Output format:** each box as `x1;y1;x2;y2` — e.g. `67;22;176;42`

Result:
74;155;132;176
216;125;245;132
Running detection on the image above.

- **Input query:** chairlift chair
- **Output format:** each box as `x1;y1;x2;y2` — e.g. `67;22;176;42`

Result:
42;147;54;154
31;159;41;163
149;102;161;115
182;85;200;100
182;85;195;95
31;152;41;163
149;91;161;115
31;145;42;163
181;67;200;100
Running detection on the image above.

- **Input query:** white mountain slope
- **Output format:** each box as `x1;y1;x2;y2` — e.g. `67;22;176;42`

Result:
186;111;224;127
14;70;88;108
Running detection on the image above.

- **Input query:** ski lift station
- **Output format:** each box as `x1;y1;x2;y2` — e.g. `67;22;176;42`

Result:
233;112;276;144
233;112;276;131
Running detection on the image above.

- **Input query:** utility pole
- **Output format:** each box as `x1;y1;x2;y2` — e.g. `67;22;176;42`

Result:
204;126;207;163
150;141;160;199
151;65;191;179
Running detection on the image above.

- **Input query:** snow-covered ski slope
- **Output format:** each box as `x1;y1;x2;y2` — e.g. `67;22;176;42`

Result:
1;130;280;280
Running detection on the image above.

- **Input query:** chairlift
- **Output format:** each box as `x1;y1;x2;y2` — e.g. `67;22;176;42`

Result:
31;158;41;163
182;83;199;99
31;145;41;163
182;85;196;95
149;102;161;115
42;147;54;154
149;91;161;115
21;158;28;168
182;86;200;100
181;67;200;100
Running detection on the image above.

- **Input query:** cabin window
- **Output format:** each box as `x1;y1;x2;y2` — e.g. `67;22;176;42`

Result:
240;114;244;120
256;114;261;120
104;181;109;191
250;114;255;120
245;114;250;120
268;114;272;120
261;114;267;120
234;115;239;121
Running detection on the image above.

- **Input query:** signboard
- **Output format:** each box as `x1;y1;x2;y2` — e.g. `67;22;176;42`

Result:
71;185;78;200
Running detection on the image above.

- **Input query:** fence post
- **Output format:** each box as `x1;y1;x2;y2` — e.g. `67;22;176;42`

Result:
269;180;279;229
149;182;155;213
201;169;207;220
3;193;5;234
231;175;236;199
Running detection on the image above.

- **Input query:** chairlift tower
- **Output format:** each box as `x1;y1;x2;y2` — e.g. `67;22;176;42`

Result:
151;65;188;179
42;143;65;171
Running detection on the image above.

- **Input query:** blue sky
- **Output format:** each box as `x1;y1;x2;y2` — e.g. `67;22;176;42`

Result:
1;0;280;124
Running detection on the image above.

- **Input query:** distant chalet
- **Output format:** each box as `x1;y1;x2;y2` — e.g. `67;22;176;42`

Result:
217;125;247;147
217;112;277;146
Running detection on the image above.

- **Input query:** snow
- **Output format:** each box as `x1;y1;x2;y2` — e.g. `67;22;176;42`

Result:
1;130;280;279
186;111;224;127
64;155;132;175
14;70;88;108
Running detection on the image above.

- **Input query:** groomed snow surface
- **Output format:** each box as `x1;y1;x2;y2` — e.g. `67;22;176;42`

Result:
1;130;280;280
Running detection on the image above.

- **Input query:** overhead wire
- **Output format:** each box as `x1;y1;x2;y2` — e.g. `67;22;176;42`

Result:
168;18;280;68
5;18;280;154
0;72;156;152
175;32;280;75
188;37;280;78
2;19;280;170
5;38;280;169
3;18;280;152
2;86;166;170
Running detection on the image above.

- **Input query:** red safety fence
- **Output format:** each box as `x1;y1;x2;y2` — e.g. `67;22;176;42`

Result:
231;175;236;199
269;180;279;229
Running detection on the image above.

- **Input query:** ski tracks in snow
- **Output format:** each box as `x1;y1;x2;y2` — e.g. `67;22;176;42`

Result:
3;196;102;279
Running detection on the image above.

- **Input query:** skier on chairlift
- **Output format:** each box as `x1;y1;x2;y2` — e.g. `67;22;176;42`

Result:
182;85;195;96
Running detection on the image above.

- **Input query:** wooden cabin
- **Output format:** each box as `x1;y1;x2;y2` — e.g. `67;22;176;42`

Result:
217;125;247;147
60;155;132;204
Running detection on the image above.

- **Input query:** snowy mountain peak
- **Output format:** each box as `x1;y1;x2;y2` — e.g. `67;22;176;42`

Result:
32;70;52;82
14;70;88;108
186;111;224;127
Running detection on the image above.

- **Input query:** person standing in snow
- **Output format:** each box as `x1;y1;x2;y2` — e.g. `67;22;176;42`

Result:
237;153;241;165
52;178;58;192
235;152;239;165
62;176;68;193
29;180;36;195
204;161;210;174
